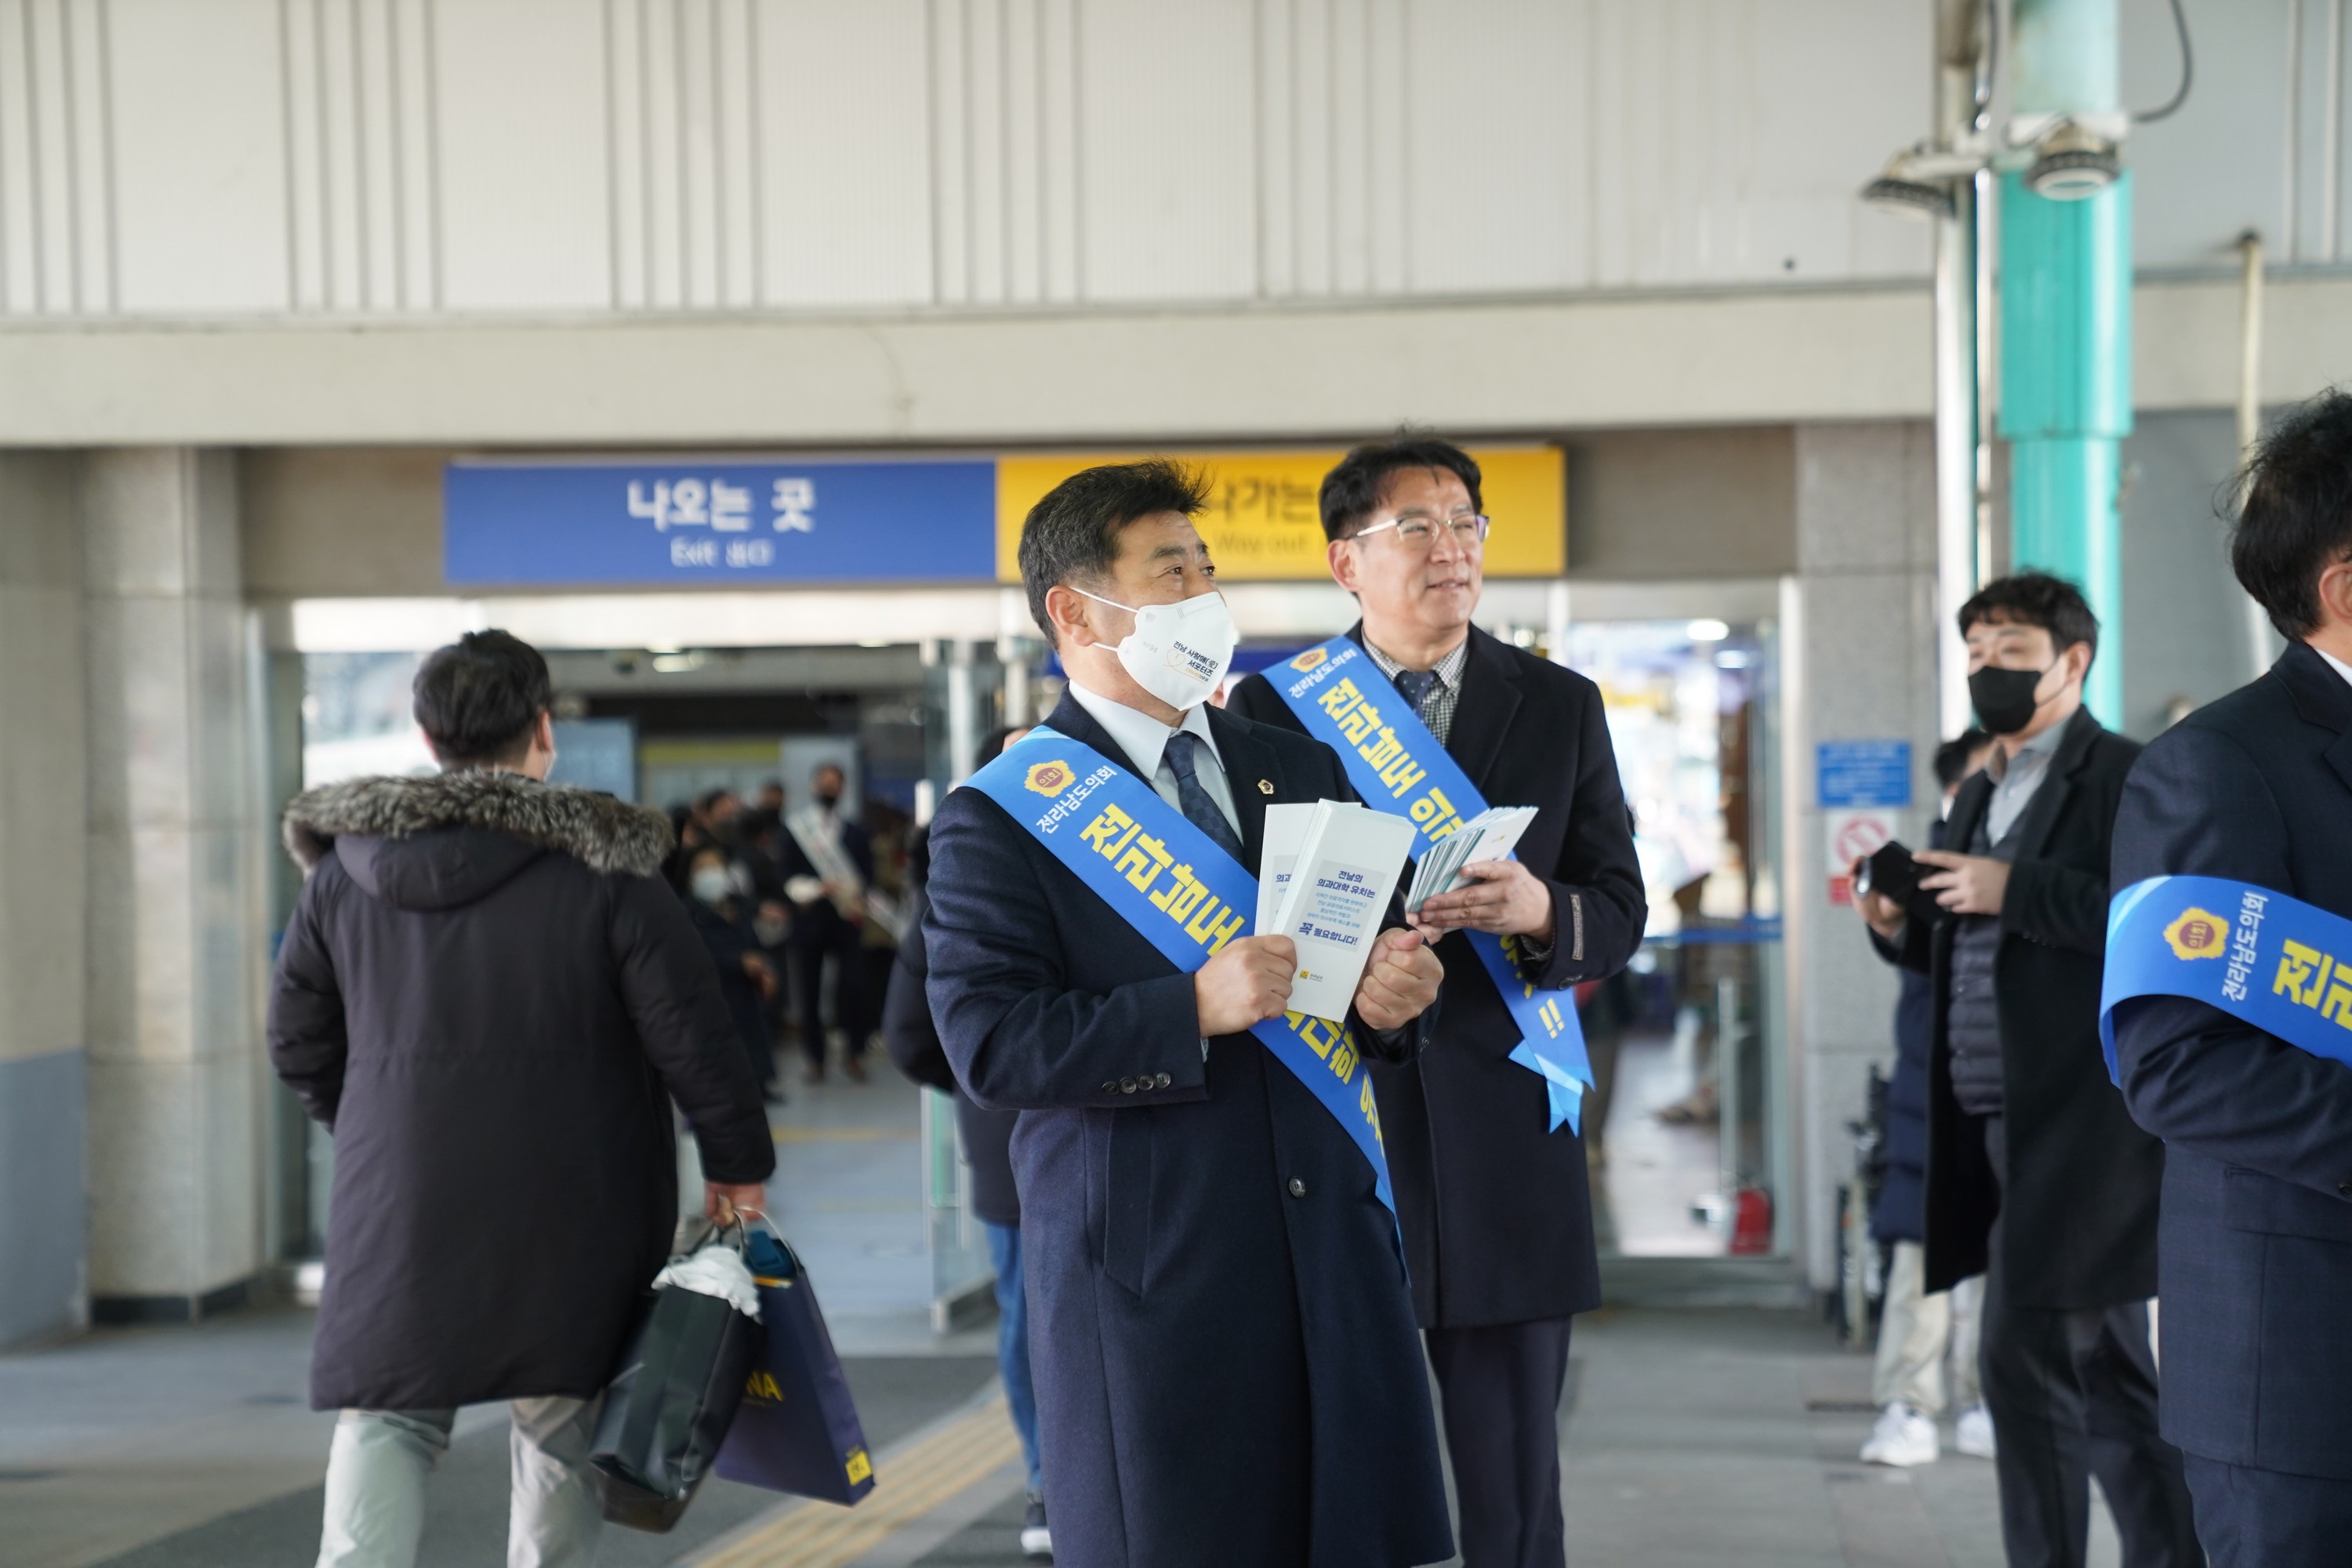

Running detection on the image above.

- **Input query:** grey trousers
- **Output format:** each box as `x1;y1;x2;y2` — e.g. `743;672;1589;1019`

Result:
316;1397;604;1568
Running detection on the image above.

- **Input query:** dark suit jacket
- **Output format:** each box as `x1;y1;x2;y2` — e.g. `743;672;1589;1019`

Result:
1876;706;2160;1305
2111;641;2352;1478
883;880;1020;1226
1230;623;1646;1325
779;811;875;943
922;691;1451;1568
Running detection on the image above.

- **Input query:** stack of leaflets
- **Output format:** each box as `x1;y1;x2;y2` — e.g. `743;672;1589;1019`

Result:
1404;805;1540;915
1254;800;1416;1022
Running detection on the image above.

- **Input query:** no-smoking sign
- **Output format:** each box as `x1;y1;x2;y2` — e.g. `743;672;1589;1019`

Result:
1825;811;1898;906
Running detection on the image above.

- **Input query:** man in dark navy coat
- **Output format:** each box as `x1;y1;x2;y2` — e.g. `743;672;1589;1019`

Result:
924;459;1454;1568
2111;390;2352;1564
1229;434;1646;1568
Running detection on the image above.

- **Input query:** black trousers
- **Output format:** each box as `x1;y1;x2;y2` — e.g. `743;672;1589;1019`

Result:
790;916;872;1065
1425;1316;1572;1568
1980;1117;2199;1568
2184;1454;2352;1566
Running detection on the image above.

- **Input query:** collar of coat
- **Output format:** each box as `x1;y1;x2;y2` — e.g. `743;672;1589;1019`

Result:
281;771;673;879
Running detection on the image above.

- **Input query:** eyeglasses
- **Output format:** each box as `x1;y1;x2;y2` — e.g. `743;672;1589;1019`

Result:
1351;514;1490;550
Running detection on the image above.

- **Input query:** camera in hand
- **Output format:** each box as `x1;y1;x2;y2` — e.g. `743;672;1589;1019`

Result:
1853;841;1943;926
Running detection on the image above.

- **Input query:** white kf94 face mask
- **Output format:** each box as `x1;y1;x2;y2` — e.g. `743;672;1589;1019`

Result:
1073;586;1239;711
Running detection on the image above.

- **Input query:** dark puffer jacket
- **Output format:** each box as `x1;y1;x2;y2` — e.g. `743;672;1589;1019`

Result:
268;771;776;1413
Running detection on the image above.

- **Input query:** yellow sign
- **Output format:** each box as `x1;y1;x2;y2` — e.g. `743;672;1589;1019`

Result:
995;446;1566;583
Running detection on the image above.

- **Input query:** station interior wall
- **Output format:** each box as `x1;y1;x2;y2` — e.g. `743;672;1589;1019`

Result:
0;405;2273;1339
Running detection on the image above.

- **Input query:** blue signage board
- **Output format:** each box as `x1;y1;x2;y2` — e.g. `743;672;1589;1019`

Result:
1817;739;1912;808
444;458;996;586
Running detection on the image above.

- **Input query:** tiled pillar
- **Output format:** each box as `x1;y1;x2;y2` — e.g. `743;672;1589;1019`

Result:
0;453;89;1347
1790;422;1944;1294
82;449;271;1320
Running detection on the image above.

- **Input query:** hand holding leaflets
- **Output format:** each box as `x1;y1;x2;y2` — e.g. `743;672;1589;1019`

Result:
1405;806;1548;939
1258;801;1417;1022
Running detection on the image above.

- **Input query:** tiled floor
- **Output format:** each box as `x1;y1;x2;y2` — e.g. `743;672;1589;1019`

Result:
1;1063;2130;1568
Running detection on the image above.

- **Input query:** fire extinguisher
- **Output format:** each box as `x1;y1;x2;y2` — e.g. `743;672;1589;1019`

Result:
1729;1185;1774;1255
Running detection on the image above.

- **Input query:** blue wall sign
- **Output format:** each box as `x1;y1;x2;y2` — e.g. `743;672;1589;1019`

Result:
444;458;997;586
1817;739;1912;808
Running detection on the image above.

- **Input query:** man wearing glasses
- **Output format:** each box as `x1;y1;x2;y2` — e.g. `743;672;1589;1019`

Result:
1230;433;1646;1568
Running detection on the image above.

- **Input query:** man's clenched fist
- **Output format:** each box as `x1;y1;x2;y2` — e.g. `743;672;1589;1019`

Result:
1194;935;1298;1036
1352;927;1443;1032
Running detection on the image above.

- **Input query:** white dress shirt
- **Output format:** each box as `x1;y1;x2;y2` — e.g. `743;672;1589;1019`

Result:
1065;680;1244;845
2318;644;2352;692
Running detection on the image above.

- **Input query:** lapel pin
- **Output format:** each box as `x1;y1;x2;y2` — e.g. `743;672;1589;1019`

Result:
1257;779;1274;795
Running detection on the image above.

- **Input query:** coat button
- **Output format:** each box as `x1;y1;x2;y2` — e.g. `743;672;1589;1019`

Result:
1287;1178;1307;1198
1120;1077;1138;1094
1101;1081;1118;1094
1155;1073;1172;1089
2339;1182;2352;1198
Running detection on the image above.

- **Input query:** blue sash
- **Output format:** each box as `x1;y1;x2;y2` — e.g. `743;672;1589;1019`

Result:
1269;635;1591;1134
2101;874;2352;1081
965;725;1395;1213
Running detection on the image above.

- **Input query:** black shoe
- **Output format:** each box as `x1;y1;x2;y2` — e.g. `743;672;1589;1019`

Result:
1021;1491;1051;1559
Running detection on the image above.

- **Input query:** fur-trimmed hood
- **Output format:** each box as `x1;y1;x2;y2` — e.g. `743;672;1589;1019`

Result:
282;771;673;881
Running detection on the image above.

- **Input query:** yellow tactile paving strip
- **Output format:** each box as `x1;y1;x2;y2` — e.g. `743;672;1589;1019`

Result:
688;1391;1022;1568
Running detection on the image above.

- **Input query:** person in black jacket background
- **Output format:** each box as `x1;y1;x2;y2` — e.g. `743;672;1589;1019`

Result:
269;630;775;1568
2110;390;2352;1564
882;725;1051;1560
1229;434;1646;1568
1861;729;1993;1470
1860;576;2197;1567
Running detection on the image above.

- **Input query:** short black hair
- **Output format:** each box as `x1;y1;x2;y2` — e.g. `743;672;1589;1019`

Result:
1018;459;1210;642
1934;728;1991;789
1319;430;1484;542
976;724;1022;762
1957;572;2100;664
412;630;552;767
2234;389;2352;638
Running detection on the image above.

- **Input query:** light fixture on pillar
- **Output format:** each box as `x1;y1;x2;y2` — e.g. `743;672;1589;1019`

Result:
1859;145;1961;220
2024;121;2122;201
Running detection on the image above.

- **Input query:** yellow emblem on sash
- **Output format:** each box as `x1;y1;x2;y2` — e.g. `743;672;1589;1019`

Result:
1289;647;1329;672
1024;760;1076;797
2164;908;2229;961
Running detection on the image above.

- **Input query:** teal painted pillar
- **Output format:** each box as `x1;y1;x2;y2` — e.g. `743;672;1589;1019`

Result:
1999;0;2130;726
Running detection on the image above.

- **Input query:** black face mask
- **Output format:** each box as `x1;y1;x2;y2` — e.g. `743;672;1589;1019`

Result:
815;792;841;812
1969;663;2053;736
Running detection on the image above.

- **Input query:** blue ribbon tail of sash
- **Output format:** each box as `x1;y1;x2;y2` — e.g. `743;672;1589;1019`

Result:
1507;1041;1586;1135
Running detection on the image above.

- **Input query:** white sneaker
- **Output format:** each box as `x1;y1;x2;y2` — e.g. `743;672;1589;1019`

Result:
1860;1403;1940;1467
1954;1403;1996;1459
1020;1491;1052;1559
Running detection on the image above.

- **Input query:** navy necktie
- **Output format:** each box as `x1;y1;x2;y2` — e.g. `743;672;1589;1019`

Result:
1392;667;1438;720
1164;731;1246;863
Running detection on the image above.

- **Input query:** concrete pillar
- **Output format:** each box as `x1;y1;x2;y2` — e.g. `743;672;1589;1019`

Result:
0;453;89;1347
82;448;271;1322
1788;423;1944;1294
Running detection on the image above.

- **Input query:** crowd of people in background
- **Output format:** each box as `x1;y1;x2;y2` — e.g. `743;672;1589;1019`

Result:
662;770;919;1101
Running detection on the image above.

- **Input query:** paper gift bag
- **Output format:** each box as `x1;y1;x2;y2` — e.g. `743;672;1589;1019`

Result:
712;1228;877;1506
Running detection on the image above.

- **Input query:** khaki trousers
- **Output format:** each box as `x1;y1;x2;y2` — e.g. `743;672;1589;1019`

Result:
316;1396;604;1568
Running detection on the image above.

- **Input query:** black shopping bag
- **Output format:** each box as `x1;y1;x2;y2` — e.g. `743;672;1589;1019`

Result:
588;1231;764;1533
713;1227;877;1505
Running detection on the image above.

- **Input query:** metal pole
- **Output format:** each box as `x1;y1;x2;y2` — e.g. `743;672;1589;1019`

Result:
1933;1;1985;740
2238;231;2279;681
946;639;978;783
2002;0;2130;727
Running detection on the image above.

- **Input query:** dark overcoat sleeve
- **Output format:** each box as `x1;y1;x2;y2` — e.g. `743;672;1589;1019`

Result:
2005;841;2111;956
2111;725;2352;1196
924;789;1212;1112
1523;685;1646;990
608;875;778;1185
267;857;352;1130
882;887;960;1094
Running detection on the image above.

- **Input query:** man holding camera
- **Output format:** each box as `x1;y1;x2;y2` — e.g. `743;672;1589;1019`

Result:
1858;573;2198;1567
